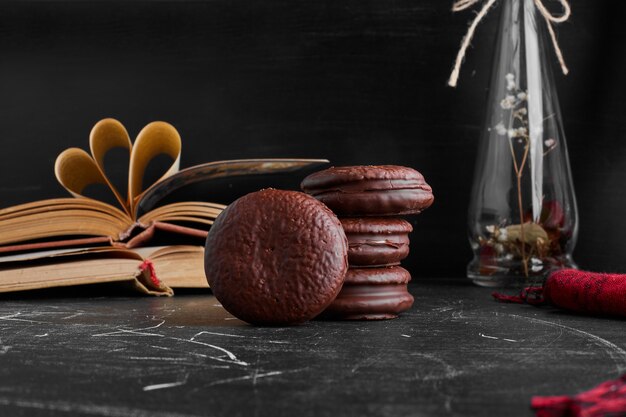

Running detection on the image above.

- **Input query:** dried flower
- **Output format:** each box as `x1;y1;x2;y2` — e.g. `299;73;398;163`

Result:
495;122;507;136
478;73;564;278
505;73;516;90
500;95;516;110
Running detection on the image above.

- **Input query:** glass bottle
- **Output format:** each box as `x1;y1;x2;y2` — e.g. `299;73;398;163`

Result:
467;0;578;287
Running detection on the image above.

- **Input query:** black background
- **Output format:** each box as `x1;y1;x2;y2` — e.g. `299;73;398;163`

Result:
0;0;624;278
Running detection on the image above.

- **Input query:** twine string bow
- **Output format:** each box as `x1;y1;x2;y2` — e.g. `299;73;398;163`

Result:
448;0;571;87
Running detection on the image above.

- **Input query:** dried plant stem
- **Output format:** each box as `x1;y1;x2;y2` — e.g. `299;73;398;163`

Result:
518;143;530;277
509;137;531;278
543;141;558;156
508;137;520;174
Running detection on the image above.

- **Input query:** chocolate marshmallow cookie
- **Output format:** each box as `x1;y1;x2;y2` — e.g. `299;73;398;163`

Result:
320;266;414;320
301;165;434;216
341;218;413;267
204;189;348;326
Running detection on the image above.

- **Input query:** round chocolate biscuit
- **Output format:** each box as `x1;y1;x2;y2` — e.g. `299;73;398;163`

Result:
204;189;348;325
341;218;412;267
320;266;414;320
301;165;434;216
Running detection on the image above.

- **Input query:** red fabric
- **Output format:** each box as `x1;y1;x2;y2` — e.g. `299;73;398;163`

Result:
492;269;626;317
139;259;161;288
492;286;545;305
545;269;626;317
531;374;626;417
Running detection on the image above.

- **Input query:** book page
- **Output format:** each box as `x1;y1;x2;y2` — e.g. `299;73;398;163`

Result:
0;245;174;295
0;246;144;264
146;245;208;288
55;118;182;219
0;238;201;293
55;147;126;210
136;158;329;216
128;121;181;214
0;257;171;295
0;198;132;247
0;198;129;221
56;120;133;215
138;201;225;226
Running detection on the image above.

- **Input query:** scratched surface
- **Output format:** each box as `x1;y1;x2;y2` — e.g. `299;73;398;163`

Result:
0;278;624;417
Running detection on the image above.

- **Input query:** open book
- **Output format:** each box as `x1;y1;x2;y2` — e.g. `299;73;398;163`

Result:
0;118;327;294
0;246;205;295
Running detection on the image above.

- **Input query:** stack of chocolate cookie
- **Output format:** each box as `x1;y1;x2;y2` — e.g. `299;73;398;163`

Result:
301;165;434;320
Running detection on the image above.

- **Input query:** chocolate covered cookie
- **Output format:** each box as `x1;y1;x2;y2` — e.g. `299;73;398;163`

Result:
204;189;348;326
301;165;434;216
320;266;414;320
341;218;412;267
